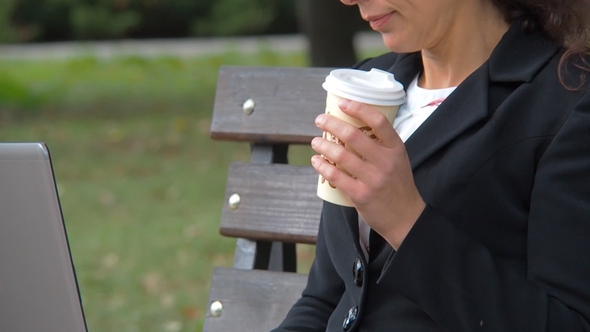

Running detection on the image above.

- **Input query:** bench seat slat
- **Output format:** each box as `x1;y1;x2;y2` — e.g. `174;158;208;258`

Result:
221;162;321;244
203;267;307;332
210;66;333;144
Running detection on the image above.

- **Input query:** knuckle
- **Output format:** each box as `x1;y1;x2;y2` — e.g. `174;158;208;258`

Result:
322;163;340;181
343;126;364;143
380;166;397;184
331;145;349;164
341;125;358;139
351;185;370;205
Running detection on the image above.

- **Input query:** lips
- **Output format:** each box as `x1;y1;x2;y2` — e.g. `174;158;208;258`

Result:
366;12;395;30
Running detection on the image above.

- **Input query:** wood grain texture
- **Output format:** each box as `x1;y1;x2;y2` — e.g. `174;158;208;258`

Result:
220;162;322;244
210;66;333;144
203;267;307;332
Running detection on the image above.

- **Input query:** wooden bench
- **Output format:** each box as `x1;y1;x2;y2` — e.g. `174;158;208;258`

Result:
204;66;334;331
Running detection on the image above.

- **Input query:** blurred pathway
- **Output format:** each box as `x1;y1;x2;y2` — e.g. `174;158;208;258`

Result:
0;32;386;60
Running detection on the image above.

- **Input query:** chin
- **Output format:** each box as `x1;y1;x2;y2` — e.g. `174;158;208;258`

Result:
381;33;419;54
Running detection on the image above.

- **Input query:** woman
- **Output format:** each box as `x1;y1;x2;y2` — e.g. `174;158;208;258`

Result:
273;0;590;331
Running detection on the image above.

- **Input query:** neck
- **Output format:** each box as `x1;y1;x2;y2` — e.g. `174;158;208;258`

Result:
419;3;509;89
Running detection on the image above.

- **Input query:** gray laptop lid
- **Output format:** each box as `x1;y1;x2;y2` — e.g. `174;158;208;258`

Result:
0;143;88;332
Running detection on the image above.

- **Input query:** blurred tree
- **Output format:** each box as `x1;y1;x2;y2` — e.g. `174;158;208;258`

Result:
71;1;140;40
0;0;17;42
4;0;297;42
129;0;209;39
192;0;276;36
2;0;368;73
296;0;364;67
11;0;74;41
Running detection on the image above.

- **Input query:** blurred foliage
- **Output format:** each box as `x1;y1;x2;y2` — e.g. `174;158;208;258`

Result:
70;3;141;40
0;0;17;42
3;0;298;43
193;0;292;36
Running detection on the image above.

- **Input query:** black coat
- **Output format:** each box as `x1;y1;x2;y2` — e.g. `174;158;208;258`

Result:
273;21;590;332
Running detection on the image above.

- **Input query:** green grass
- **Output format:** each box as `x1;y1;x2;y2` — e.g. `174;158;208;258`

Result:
0;49;307;118
0;46;387;331
0;113;248;331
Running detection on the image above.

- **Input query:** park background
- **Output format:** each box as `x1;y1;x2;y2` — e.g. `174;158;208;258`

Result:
0;1;388;331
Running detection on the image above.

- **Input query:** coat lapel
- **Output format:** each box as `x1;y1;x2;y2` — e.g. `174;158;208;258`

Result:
403;66;490;169
389;52;422;89
387;20;560;171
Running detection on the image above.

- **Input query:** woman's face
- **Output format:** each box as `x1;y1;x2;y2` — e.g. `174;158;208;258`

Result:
341;0;469;53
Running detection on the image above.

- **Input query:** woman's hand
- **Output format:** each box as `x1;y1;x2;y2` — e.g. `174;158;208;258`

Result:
311;99;426;250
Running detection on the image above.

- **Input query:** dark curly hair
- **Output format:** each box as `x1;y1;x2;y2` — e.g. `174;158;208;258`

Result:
491;0;590;88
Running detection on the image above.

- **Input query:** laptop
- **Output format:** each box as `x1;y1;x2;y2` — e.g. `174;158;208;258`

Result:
0;143;88;332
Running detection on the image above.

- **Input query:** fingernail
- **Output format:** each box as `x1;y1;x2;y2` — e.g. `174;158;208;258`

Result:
311;155;320;166
315;114;325;125
338;99;351;110
311;137;320;147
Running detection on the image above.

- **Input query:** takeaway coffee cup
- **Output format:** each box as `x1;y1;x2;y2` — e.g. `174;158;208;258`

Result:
317;68;405;207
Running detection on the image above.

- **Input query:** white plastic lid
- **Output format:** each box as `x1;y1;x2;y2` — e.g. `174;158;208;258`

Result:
322;68;405;106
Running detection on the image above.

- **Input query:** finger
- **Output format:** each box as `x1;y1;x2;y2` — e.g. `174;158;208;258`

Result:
311;154;360;195
310;136;364;178
339;99;403;149
316;102;400;165
315;113;373;159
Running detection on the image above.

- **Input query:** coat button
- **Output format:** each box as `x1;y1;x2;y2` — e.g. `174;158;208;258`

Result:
342;306;359;331
352;257;363;287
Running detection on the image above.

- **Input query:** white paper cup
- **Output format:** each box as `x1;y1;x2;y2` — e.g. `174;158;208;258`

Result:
317;68;405;207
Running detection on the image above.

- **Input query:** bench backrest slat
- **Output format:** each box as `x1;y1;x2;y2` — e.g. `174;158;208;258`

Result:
203;267;307;332
210;66;332;144
220;162;321;244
